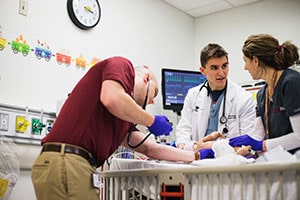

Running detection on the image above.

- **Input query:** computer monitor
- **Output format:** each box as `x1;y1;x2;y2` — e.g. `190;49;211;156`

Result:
161;68;206;115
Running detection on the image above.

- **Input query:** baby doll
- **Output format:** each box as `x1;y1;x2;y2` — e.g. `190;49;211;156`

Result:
195;132;257;158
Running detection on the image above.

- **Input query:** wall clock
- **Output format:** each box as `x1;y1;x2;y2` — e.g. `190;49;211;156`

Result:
67;0;101;30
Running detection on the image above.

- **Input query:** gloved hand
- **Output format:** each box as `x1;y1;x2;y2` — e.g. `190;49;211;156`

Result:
229;134;263;151
148;115;173;136
199;148;215;159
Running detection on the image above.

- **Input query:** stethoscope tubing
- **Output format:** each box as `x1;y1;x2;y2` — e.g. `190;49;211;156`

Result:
195;80;228;125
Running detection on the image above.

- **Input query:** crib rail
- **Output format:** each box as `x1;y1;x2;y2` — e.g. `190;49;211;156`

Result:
99;162;300;200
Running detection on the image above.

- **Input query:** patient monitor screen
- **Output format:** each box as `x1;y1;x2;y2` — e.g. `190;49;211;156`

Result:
161;68;206;114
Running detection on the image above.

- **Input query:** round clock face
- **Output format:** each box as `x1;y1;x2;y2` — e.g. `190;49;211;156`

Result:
67;0;101;30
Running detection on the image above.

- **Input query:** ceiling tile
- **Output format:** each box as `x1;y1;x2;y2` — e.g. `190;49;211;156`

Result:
163;0;221;11
227;0;261;7
187;1;233;17
162;0;263;18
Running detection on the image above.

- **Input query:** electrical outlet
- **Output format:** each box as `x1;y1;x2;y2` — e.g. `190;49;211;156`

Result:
19;0;28;16
0;113;9;131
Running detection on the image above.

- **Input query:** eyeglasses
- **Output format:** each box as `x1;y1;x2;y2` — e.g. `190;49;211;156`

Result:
142;79;151;110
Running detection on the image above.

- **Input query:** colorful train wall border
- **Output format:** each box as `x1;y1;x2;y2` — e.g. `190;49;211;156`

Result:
0;35;101;70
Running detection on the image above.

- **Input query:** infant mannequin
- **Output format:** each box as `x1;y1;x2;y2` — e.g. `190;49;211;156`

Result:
194;132;255;158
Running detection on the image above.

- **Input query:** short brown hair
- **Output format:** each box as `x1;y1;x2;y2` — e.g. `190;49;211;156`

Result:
200;43;228;67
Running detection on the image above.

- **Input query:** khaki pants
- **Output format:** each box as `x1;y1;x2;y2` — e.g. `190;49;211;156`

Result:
31;147;99;200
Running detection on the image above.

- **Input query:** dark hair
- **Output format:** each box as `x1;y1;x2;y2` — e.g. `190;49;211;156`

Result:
200;43;228;67
242;34;299;70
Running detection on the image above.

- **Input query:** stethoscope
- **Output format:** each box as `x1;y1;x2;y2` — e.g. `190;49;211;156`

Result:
194;80;229;134
127;78;154;148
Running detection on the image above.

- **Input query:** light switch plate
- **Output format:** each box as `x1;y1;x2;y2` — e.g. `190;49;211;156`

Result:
19;0;28;16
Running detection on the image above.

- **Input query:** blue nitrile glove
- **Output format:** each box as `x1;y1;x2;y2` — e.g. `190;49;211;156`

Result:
229;134;263;151
199;148;215;159
148;115;173;136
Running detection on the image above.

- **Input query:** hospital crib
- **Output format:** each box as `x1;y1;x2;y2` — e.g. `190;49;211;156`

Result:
99;159;300;200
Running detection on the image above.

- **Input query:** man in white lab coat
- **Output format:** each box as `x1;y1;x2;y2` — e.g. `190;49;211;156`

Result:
176;43;256;156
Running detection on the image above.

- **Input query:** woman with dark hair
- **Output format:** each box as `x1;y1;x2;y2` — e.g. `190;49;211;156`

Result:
229;34;300;154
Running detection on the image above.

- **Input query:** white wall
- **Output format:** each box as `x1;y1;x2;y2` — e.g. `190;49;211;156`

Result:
194;0;300;85
0;0;195;114
1;0;300;124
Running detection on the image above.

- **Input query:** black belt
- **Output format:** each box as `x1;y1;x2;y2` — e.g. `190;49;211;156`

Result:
41;143;97;167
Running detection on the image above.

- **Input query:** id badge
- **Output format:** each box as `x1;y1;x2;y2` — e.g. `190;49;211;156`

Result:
92;173;101;188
